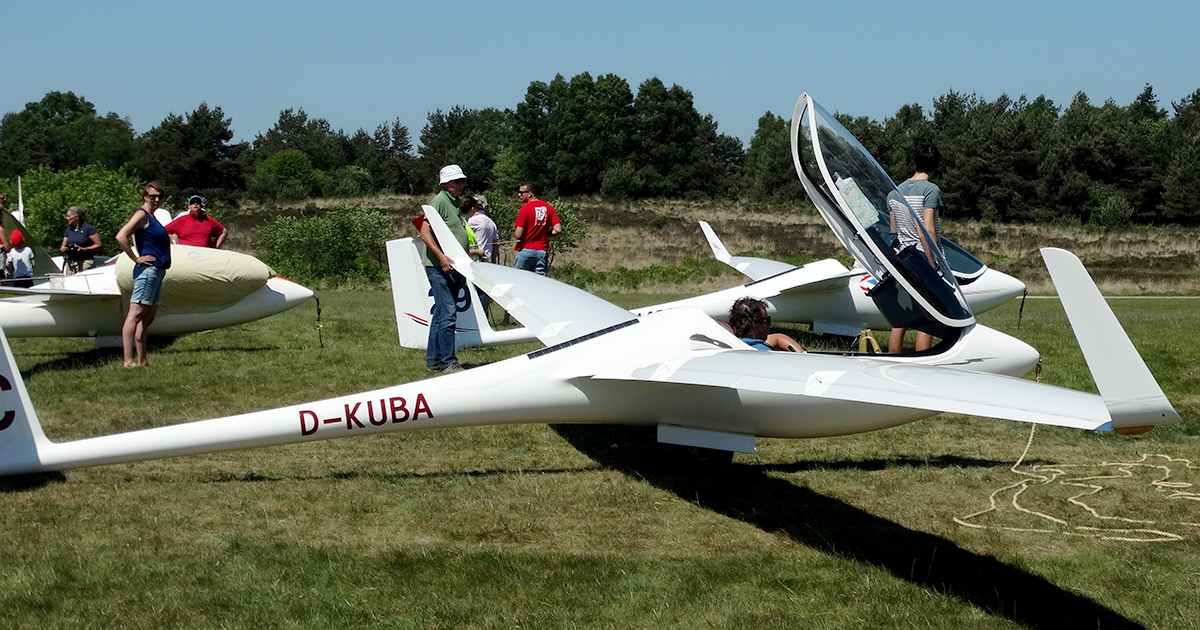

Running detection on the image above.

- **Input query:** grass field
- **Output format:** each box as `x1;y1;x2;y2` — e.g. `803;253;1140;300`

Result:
1;289;1198;629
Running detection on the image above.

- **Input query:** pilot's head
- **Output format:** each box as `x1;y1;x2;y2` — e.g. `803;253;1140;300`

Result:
729;297;770;339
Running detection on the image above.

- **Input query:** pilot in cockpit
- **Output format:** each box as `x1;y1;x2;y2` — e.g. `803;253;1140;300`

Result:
729;297;804;353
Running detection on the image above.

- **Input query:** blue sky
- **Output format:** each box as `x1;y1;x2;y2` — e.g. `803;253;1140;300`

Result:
3;1;1196;146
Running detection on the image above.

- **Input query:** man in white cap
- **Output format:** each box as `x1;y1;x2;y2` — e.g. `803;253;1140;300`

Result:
417;164;472;372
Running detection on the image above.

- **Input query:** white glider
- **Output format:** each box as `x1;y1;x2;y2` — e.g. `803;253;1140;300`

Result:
0;209;313;343
388;226;1026;350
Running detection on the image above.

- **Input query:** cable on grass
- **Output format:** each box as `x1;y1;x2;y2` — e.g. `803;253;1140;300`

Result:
954;440;1200;542
1015;288;1028;339
314;295;323;348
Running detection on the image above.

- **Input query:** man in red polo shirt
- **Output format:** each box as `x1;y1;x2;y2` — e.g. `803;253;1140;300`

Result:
512;182;561;275
166;195;227;248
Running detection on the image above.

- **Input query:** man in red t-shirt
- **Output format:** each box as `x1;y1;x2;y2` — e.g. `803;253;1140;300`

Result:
512;182;562;276
166;195;227;248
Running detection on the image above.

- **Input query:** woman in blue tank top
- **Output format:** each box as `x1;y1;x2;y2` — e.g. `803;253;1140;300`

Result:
115;181;172;368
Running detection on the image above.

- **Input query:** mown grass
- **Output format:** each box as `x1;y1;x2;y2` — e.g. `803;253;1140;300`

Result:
1;290;1198;628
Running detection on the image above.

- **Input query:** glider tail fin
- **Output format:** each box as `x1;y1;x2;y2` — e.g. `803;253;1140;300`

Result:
387;237;435;350
386;234;506;351
699;221;733;265
0;325;54;475
1041;247;1180;433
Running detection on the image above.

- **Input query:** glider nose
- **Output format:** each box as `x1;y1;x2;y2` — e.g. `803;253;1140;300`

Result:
267;276;315;305
961;269;1026;314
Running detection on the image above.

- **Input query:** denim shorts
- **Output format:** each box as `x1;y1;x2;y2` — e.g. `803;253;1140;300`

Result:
131;264;165;305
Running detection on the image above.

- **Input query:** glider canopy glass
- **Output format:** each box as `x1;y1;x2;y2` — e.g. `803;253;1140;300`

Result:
791;94;973;338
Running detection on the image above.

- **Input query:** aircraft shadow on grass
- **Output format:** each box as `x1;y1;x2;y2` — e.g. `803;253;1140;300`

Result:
553;424;1141;630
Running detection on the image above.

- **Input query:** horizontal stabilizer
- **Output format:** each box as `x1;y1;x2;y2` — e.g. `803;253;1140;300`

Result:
1041;248;1179;431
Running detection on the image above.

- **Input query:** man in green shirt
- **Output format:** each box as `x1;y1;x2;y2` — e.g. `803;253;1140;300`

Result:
418;164;472;372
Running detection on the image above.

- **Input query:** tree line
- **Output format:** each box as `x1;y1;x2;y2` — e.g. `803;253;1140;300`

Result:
2;75;1199;225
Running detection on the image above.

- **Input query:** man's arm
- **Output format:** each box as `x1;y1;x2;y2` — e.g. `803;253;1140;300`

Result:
765;332;803;352
550;222;563;236
213;227;227;249
921;207;937;265
419;220;453;272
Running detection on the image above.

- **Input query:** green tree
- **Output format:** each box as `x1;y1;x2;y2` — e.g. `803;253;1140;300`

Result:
19;165;142;255
328;165;374;197
348;119;418;194
252;109;349;172
0;92;139;178
139;103;246;201
513;73;636;195
936;94;1056;222
248;149;328;201
418;106;478;188
744;112;804;201
447;108;513;192
1162;88;1200;223
1037;91;1166;224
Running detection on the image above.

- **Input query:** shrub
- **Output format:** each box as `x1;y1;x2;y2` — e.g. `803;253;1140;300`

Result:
248;149;327;201
17;164;142;256
328;165;374;197
255;204;392;286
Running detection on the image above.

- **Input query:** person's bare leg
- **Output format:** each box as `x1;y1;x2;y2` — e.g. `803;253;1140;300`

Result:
134;305;158;366
122;303;145;367
915;331;933;352
889;328;906;353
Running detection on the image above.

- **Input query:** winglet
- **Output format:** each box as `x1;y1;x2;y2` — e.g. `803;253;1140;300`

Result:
699;221;732;265
1041;247;1180;433
14;176;24;225
698;221;801;281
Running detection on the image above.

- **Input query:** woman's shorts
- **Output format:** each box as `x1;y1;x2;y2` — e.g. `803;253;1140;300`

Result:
131;264;165;306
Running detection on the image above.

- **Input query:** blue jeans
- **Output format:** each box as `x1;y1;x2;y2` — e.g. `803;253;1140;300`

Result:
514;248;547;276
424;265;464;368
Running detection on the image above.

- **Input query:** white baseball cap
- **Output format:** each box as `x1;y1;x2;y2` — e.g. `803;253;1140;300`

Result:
439;164;467;184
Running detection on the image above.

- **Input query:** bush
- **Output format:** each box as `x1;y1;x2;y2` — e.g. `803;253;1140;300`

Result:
255;204;393;286
16;165;142;256
248;149;327;201
328;165;374;197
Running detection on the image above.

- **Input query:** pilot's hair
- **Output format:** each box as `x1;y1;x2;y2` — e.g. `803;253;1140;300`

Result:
143;180;165;196
459;195;478;213
729;297;768;338
518;181;538;197
912;141;941;174
67;206;85;221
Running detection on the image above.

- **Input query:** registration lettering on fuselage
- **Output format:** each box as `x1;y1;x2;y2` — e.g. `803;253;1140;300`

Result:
299;393;432;436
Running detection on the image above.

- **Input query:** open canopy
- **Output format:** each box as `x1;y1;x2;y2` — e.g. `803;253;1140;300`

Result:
790;93;973;338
